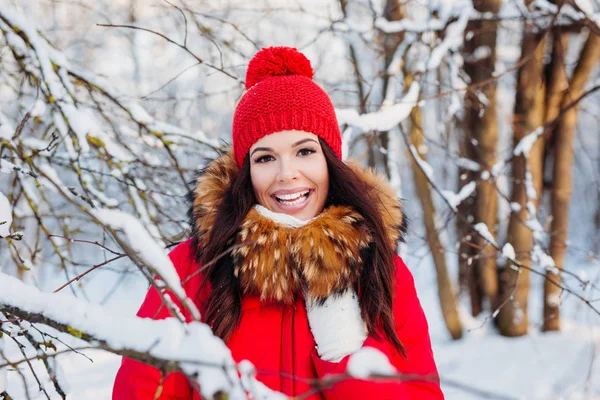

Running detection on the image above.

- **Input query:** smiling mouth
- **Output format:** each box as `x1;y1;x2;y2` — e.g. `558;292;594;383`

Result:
273;190;311;206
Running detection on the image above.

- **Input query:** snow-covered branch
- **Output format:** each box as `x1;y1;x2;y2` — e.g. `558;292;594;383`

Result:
0;272;285;400
398;123;600;320
375;0;600;34
0;7;223;294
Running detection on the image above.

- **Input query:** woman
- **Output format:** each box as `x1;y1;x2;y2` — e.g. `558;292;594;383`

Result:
113;46;443;399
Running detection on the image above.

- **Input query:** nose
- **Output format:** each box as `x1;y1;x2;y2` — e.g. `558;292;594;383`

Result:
276;157;299;183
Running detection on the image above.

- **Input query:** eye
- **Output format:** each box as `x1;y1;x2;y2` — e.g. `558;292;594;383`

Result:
298;148;316;157
254;154;274;163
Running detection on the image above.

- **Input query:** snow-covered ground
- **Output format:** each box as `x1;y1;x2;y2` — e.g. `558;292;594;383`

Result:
417;256;600;400
4;248;599;400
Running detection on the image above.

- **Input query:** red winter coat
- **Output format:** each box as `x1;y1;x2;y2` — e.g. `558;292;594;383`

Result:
113;152;443;399
112;239;443;399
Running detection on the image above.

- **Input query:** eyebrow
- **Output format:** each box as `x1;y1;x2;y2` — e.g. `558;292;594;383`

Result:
292;138;318;147
250;138;318;157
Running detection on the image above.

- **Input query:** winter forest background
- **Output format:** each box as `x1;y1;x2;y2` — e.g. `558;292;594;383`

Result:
0;0;599;399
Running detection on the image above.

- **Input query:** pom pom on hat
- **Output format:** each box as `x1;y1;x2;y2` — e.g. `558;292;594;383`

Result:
245;47;314;89
232;46;342;167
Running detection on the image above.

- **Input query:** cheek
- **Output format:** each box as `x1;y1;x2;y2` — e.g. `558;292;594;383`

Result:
308;157;329;200
318;171;329;201
250;166;273;204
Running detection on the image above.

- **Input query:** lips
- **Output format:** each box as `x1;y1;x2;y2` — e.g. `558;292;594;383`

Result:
271;189;312;210
274;190;309;203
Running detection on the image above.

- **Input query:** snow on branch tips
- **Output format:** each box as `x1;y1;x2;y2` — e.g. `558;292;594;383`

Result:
442;181;476;212
0;192;13;238
408;145;434;181
93;209;200;321
0;273;284;400
473;223;498;248
425;10;472;72
513;126;544;157
0;7;225;289
336;81;421;132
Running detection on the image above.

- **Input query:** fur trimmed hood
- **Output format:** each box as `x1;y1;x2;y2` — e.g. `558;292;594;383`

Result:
188;151;406;303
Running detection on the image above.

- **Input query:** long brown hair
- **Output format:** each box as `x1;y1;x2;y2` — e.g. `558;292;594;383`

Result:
195;140;405;355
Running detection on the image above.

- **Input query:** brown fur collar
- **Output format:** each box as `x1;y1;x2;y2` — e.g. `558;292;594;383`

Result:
189;151;405;303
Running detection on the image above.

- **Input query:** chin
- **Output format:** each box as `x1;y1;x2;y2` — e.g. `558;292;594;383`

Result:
263;199;320;221
293;210;318;221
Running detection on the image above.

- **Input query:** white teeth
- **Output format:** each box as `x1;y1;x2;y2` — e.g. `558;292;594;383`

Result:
275;190;309;202
279;195;308;206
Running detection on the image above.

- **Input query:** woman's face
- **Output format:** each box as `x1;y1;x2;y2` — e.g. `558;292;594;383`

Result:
249;130;329;221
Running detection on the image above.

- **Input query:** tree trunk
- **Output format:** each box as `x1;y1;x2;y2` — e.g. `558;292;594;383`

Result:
408;77;463;340
457;140;482;316
497;29;546;337
462;0;501;312
377;0;407;177
543;32;600;331
544;29;569;127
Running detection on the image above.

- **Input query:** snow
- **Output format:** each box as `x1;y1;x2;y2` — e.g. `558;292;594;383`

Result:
409;145;434;180
514;126;544;157
237;360;288;400
0;10;90;156
2;1;600;399
341;127;357;161
0;191;12;237
435;321;600;399
456;157;481;172
38;164;65;193
336;81;420;132
533;244;556;271
82;175;119;207
546;292;561;307
525;172;539;200
92;208;200;321
47;358;71;395
442;181;476;212
373;0;473;34
502;243;516;261
471;46;492;61
128;187;161;238
387;126;403;197
510;202;522;212
426;10;471;71
0;272;285;400
491;160;506;177
473;222;498;247
0;123;13;140
30;100;46;118
375;16;446;34
0;330;5;393
21;138;52;152
127;103;154;125
525;202;545;241
347;347;397;379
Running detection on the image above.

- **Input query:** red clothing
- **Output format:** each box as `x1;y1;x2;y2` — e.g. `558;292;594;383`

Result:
112;239;443;399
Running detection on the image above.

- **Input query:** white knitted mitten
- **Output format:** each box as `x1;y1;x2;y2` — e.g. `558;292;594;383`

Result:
306;289;368;362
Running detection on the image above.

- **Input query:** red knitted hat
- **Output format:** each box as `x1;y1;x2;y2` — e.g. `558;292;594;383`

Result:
232;47;342;167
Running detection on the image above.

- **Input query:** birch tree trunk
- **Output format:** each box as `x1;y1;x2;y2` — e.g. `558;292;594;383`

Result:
462;0;501;313
497;28;546;337
543;32;600;331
